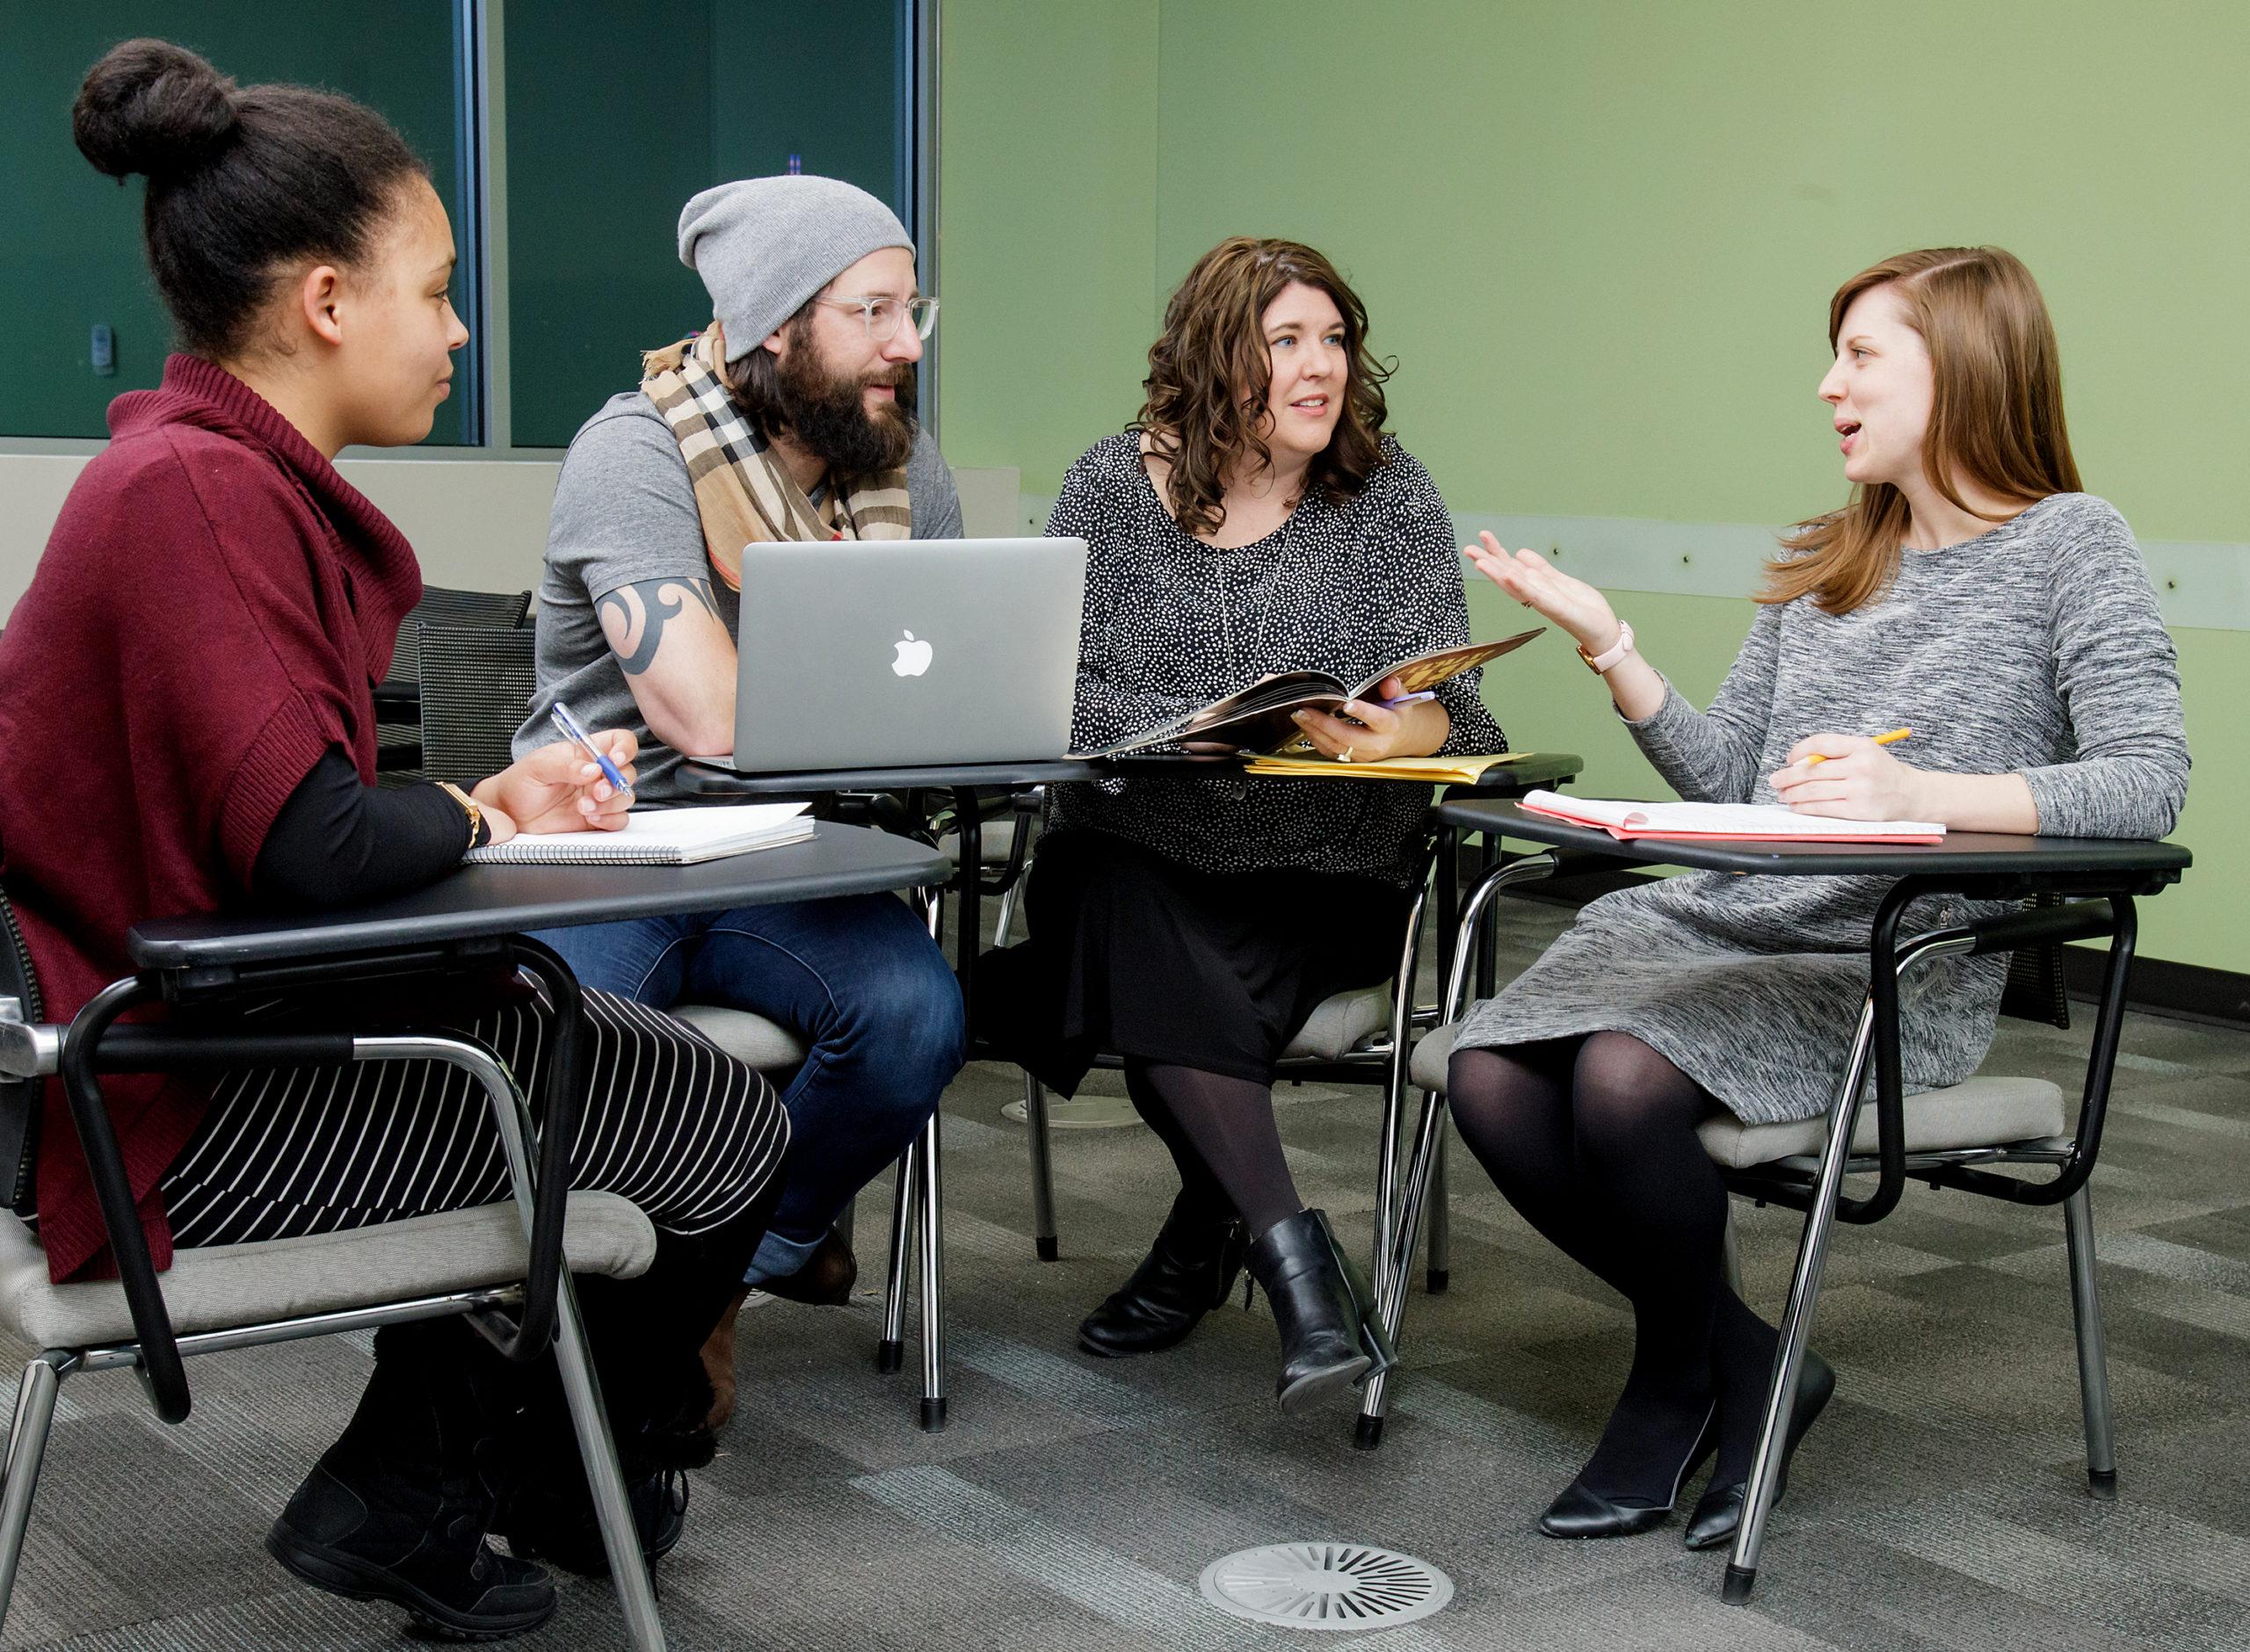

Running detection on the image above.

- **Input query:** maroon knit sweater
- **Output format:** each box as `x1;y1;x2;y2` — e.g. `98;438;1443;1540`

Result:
0;356;422;1282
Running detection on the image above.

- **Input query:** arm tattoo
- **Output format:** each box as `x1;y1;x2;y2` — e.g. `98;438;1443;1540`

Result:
598;576;719;676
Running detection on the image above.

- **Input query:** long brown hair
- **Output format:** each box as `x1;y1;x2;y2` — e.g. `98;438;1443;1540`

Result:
1765;246;2080;615
1136;236;1391;539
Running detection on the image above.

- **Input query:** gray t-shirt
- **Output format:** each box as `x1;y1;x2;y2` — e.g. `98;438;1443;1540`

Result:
516;390;963;798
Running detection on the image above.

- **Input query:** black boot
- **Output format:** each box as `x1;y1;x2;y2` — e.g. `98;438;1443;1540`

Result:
266;1322;555;1641
499;1460;690;1578
1078;1192;1251;1358
494;1368;700;1577
1245;1209;1395;1412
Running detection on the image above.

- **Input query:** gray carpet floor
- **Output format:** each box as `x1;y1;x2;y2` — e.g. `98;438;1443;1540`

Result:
5;900;2248;1649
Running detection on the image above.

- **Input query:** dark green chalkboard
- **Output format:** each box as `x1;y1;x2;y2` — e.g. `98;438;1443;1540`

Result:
504;0;910;448
0;4;469;442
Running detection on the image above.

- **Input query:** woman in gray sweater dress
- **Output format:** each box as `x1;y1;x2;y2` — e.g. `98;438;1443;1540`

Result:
1451;247;2188;1550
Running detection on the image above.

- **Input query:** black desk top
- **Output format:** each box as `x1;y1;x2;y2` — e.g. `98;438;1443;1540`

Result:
128;822;950;971
676;754;1210;796
676;750;1586;798
1435;797;2192;881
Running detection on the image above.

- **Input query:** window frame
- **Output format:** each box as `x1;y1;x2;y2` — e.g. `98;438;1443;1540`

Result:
0;0;939;461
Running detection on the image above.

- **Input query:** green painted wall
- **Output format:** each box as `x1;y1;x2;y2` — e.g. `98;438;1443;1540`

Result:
936;0;1160;487
940;0;2247;972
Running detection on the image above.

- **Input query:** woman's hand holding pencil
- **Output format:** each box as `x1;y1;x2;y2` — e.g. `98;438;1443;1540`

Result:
1768;728;1926;820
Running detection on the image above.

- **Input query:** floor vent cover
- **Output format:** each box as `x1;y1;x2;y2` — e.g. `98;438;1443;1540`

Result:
1198;1542;1452;1630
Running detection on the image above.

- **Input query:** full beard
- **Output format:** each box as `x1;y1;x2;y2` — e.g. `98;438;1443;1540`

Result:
777;350;918;479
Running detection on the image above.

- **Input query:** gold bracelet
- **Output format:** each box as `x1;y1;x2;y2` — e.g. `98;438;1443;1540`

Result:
435;781;485;852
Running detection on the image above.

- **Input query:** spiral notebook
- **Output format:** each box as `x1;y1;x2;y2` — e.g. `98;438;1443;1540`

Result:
464;803;815;866
1519;789;1944;844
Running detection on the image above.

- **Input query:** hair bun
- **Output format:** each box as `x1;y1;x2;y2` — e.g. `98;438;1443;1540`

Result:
73;39;240;182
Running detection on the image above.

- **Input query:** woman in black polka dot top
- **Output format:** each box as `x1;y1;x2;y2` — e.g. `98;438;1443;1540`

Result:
981;236;1507;1414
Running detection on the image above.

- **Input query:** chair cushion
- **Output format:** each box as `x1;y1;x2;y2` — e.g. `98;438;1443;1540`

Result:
671;1004;809;1072
1285;983;1393;1061
1409;1021;2066;1170
0;1192;656;1351
1695;1076;2065;1169
1409;1018;1462;1092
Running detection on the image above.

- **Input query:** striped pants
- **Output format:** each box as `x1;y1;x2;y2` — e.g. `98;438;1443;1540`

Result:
161;980;789;1249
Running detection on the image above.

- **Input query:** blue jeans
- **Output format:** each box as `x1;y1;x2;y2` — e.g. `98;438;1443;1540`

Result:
534;893;964;1285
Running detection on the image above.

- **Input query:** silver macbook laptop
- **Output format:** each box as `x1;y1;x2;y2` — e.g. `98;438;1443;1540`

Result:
720;537;1089;772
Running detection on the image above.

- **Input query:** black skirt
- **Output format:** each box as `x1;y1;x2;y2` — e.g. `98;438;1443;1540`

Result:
976;829;1413;1092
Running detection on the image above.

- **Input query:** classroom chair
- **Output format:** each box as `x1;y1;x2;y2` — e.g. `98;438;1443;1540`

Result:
1369;855;2159;1605
0;882;669;1647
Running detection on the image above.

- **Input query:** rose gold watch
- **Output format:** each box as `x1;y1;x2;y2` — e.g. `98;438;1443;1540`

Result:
1576;620;1635;675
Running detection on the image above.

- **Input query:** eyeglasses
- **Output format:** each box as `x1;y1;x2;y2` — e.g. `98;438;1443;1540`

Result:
817;294;940;344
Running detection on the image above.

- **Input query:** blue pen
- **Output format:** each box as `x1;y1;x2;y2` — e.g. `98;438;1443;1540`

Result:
549;699;633;797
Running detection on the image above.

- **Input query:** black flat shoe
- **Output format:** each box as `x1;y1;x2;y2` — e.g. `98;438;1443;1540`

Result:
1684;1351;1837;1552
1538;1402;1718;1540
1078;1193;1250;1359
1246;1209;1395;1413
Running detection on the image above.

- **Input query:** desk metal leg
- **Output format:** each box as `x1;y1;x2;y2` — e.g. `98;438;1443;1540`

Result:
915;1110;947;1430
1356;852;1555;1451
1355;1085;1446;1451
1024;1072;1059;1260
877;1147;916;1374
2065;1185;2117;1496
949;788;983;1019
1724;994;1878;1605
1425;1127;1451;1293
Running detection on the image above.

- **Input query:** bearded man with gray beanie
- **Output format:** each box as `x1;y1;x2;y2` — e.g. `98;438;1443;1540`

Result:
515;177;965;1425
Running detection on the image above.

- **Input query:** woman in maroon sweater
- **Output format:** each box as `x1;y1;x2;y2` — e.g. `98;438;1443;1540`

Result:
0;41;791;1639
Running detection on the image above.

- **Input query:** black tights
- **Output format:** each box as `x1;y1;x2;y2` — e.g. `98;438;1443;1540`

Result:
1121;1060;1303;1237
1447;1034;1780;1498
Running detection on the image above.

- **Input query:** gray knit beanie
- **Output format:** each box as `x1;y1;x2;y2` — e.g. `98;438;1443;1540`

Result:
678;176;915;364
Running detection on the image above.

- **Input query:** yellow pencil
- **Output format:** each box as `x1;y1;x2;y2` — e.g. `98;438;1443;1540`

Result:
1806;727;1912;764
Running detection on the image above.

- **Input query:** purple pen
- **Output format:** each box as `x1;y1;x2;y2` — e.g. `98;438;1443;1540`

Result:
1379;691;1438;707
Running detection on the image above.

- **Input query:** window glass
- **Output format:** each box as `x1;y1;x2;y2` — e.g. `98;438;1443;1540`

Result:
0;2;474;442
504;0;910;449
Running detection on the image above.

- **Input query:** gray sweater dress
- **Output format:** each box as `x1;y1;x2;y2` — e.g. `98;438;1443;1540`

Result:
1452;492;2190;1126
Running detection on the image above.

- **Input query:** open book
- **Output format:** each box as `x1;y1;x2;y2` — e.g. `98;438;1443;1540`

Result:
464;802;815;866
1080;630;1545;758
1519;789;1945;844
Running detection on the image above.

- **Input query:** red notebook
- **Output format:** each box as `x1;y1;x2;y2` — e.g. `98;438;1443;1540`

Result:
1519;789;1945;844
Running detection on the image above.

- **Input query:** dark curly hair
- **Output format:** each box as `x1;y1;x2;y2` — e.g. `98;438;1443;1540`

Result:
1136;236;1391;539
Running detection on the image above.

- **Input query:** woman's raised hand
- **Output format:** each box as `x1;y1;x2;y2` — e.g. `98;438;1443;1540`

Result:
1462;532;1623;656
472;728;640;844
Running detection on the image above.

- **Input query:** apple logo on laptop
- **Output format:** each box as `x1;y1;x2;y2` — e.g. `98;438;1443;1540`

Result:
891;629;933;677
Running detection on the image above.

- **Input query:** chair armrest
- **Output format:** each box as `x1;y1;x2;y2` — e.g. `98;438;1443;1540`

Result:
1854;886;2136;1222
56;935;593;1424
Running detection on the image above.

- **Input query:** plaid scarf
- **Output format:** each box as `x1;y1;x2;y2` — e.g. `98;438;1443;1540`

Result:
639;323;913;591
